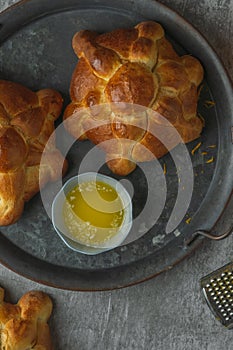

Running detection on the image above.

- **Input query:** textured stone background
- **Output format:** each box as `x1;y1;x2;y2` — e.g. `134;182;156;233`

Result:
0;0;233;349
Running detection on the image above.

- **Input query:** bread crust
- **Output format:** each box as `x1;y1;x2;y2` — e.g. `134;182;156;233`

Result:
64;21;204;175
0;80;68;225
0;288;53;350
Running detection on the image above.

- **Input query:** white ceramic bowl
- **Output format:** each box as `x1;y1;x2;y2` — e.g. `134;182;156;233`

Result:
52;172;133;255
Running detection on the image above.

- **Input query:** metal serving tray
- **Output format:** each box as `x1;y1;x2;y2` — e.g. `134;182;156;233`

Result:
0;0;232;290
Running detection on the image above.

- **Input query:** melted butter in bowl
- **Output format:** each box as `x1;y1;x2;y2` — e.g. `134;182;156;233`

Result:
63;180;124;247
52;172;133;255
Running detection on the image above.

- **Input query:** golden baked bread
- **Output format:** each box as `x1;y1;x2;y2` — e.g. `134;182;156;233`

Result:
0;288;53;350
64;21;204;175
0;80;68;226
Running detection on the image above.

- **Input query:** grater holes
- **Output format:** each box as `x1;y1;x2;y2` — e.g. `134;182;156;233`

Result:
201;265;233;326
207;285;233;319
218;303;233;319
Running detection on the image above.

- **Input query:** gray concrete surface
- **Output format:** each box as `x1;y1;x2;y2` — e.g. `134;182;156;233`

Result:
0;0;233;349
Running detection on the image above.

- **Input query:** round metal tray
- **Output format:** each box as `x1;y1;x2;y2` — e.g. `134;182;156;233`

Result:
0;0;232;290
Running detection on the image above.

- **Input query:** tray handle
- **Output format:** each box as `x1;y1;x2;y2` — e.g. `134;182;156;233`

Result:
185;224;233;246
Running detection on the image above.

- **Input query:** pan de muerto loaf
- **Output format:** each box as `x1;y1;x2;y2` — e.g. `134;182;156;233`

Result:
64;21;204;175
0;80;68;225
0;288;53;349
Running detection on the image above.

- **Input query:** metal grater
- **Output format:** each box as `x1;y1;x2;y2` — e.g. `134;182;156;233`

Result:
200;261;233;328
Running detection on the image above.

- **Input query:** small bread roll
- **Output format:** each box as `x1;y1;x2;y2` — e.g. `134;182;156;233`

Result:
0;288;53;349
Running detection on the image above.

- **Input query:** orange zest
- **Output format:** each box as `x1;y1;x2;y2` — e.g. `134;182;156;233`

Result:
204;100;215;108
206;156;214;164
185;217;192;224
163;163;167;175
191;142;202;155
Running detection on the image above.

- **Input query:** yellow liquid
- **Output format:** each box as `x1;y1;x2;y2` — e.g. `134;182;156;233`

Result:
63;180;124;246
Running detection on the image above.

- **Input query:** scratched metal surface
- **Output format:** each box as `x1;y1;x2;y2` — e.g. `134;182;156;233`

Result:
0;0;233;349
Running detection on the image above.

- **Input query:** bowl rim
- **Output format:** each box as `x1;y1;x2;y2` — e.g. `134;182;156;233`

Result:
51;172;133;254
